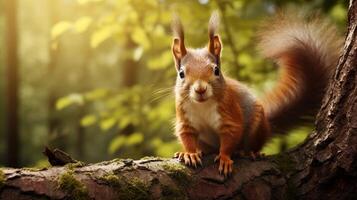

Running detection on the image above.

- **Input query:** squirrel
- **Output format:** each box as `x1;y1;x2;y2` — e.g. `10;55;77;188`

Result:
171;11;342;176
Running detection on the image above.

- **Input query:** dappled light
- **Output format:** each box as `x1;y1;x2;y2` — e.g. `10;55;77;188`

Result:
0;0;347;168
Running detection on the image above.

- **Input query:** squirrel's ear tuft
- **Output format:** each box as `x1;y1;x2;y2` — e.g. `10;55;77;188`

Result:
208;11;220;39
208;11;222;57
171;14;187;66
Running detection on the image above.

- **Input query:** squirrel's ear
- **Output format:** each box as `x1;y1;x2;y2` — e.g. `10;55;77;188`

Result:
171;15;187;68
208;11;222;58
208;35;222;57
172;38;187;61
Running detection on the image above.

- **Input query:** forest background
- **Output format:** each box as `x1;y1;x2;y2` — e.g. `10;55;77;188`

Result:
0;0;348;167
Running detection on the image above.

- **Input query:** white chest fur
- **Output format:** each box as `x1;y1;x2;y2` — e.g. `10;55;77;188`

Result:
182;100;221;148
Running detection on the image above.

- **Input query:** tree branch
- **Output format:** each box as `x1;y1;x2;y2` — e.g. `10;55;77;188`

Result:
0;155;287;200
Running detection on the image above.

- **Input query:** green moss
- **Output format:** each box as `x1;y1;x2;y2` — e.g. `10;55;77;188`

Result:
162;162;191;186
101;173;121;187
0;169;5;190
123;177;150;200
101;173;150;200
65;162;85;170
58;170;89;200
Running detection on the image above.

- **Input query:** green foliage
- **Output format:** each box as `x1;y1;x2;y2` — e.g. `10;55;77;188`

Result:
109;132;143;154
56;94;84;110
262;127;310;155
0;0;347;166
80;114;97;127
53;0;327;161
51;21;72;39
74;17;93;33
91;25;114;48
147;50;172;70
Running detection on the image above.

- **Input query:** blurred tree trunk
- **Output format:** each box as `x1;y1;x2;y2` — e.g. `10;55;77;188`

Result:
76;109;85;158
122;37;138;87
47;0;67;150
76;36;92;159
119;37;138;137
4;0;20;167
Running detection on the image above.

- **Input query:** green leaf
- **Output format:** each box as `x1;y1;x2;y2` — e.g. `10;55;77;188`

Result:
108;132;143;154
126;132;144;146
77;0;103;5
80;115;97;127
238;53;252;66
131;26;150;49
108;135;126;154
91;26;113;48
100;117;116;131
51;21;72;39
56;94;84;110
147;50;173;70
74;16;93;33
133;46;143;61
156;141;181;157
118;117;131;129
330;3;347;22
261;137;282;155
84;88;110;101
286;127;309;148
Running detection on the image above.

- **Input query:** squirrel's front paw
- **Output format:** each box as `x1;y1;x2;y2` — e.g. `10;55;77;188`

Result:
214;154;233;177
174;152;202;168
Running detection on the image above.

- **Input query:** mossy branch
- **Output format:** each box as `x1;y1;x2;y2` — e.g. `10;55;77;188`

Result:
0;155;288;200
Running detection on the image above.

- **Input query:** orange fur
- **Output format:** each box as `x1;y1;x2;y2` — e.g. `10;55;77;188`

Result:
217;84;244;156
258;11;342;133
172;11;341;176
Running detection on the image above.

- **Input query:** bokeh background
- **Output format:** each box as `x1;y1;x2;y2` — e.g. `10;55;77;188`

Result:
0;0;347;168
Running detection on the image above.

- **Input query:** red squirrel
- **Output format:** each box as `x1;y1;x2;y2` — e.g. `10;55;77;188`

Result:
172;11;341;176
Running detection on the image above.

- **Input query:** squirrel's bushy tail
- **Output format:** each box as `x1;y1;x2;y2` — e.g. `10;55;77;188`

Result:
259;11;342;134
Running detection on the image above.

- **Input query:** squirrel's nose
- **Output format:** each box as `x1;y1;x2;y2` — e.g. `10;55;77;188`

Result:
194;87;207;95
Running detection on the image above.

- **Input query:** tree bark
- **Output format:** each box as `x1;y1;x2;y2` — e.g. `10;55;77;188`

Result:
287;2;357;198
0;155;286;200
4;0;20;167
1;1;357;200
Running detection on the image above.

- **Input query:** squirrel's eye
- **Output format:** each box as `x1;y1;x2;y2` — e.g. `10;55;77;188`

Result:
214;66;220;76
179;69;185;79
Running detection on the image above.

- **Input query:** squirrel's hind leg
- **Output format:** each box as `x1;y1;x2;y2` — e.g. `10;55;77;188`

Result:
247;104;271;154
